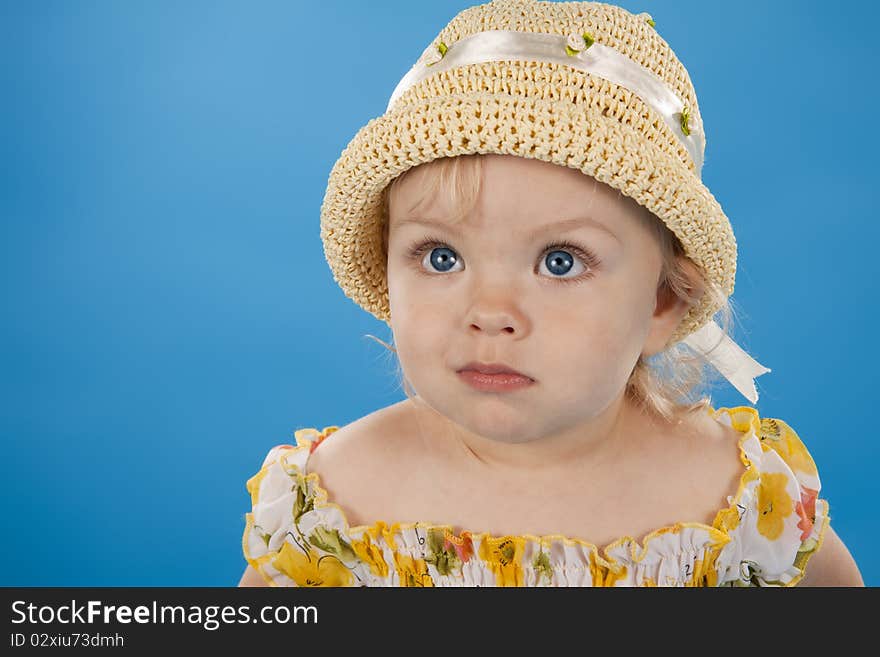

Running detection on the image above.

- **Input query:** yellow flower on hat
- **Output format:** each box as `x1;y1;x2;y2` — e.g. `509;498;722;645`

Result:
565;31;595;56
420;41;448;67
680;106;691;136
272;540;354;587
756;472;794;541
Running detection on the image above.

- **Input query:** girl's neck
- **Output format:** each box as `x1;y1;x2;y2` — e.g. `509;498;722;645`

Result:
404;392;684;487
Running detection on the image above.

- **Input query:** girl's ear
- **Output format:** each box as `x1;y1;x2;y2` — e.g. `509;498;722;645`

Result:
641;284;692;358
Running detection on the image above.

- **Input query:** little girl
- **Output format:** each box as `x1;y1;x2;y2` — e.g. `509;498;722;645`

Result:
239;0;863;587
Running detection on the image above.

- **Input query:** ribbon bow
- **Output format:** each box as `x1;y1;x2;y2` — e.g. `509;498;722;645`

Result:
681;321;771;404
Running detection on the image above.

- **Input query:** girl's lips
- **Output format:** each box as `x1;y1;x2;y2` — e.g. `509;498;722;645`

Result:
457;370;535;392
458;361;533;379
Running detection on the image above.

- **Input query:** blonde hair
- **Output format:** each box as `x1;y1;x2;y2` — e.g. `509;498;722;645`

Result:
367;154;739;425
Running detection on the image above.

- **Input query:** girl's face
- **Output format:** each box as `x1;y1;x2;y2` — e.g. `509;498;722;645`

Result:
386;154;688;446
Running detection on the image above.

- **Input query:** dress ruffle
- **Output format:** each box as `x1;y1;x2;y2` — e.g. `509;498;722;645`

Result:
242;407;830;587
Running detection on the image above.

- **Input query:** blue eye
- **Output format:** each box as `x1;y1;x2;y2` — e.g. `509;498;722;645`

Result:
544;250;574;276
425;246;460;273
537;246;589;280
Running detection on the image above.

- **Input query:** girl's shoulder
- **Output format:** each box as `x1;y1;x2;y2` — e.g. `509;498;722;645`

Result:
245;400;417;527
298;402;417;524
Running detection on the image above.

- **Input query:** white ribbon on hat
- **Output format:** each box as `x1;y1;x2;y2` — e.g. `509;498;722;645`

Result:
681;320;771;404
387;29;771;404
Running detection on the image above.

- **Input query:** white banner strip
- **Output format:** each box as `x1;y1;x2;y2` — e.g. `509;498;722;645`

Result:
682;320;772;404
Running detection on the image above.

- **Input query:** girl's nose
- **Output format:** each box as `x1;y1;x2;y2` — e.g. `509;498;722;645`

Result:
464;295;527;338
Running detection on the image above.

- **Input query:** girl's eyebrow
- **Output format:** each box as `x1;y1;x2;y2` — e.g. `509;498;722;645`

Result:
395;215;620;245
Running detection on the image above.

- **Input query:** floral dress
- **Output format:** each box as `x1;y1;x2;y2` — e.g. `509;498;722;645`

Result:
242;406;829;587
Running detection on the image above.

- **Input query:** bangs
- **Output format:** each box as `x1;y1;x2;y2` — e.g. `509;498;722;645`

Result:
381;155;483;253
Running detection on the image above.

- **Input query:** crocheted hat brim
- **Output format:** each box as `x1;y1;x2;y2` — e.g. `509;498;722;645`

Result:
320;78;735;346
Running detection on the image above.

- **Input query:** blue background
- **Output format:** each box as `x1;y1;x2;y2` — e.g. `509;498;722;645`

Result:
2;0;877;586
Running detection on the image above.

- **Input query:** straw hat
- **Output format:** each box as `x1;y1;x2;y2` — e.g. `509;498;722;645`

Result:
319;0;770;402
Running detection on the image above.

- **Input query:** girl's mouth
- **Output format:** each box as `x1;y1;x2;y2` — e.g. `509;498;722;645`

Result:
457;370;535;392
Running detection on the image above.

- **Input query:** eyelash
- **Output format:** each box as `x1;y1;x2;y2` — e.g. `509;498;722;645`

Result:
405;233;601;284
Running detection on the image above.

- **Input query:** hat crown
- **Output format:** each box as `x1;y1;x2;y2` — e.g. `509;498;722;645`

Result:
422;0;703;144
